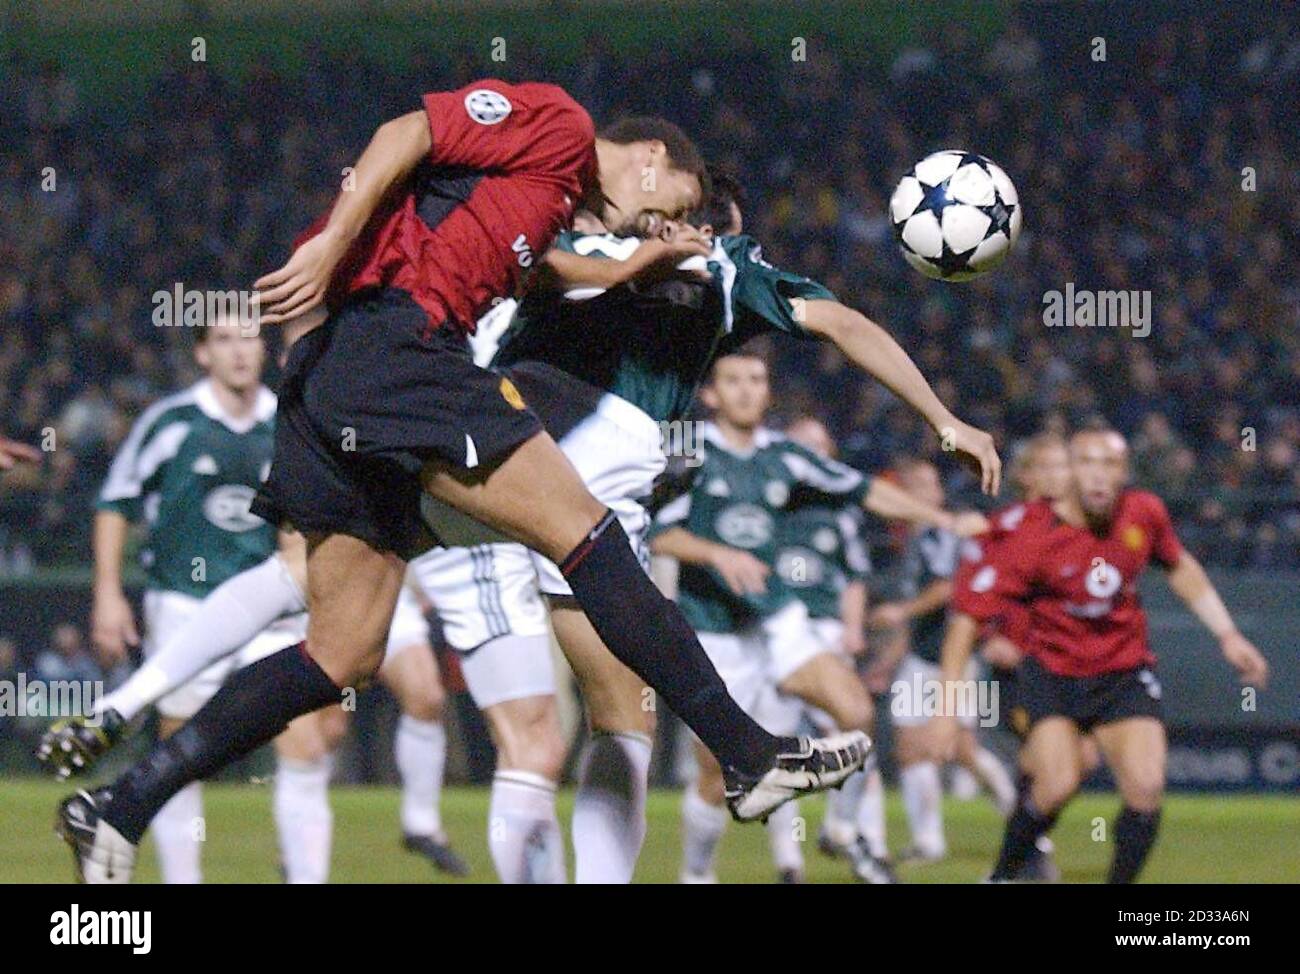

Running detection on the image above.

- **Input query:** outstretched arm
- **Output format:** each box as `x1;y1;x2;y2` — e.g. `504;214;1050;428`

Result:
863;477;988;536
255;111;433;322
798;299;1001;494
540;223;712;292
1165;550;1268;687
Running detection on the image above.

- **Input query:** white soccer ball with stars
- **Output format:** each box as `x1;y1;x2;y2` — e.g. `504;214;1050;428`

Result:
889;150;1021;281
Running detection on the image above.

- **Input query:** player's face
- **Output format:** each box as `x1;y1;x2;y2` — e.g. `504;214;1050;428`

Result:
1027;442;1071;501
600;145;703;237
786;418;835;457
1070;432;1128;517
707;356;770;429
901;464;944;509
196;320;265;392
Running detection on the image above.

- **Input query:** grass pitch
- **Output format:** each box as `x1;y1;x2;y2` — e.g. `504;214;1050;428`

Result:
2;778;1293;883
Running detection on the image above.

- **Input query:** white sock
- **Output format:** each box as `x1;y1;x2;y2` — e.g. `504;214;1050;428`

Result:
857;765;889;858
950;765;980;799
972;747;1017;816
900;762;946;858
681;785;728;879
394;715;445;837
151;781;203;884
274;754;334;884
823;769;866;847
765;799;804;875
99;555;305;721
572;731;652;884
488;771;565;884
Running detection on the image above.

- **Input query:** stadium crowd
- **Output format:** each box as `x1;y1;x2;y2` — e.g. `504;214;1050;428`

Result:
2;11;1298;572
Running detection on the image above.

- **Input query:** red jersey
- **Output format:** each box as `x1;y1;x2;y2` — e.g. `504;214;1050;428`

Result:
296;79;597;333
952;491;1184;677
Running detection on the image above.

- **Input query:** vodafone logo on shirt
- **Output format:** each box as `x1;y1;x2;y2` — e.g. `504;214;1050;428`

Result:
464;89;512;125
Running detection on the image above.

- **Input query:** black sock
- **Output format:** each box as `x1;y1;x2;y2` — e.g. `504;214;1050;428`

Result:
104;643;341;844
1013;773;1044;864
1108;806;1161;884
559;511;778;776
991;790;1059;880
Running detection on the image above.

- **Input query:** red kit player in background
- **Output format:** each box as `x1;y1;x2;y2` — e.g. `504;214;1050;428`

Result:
932;427;1268;883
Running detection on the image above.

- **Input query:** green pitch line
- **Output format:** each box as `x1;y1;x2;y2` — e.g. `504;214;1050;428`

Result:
2;779;1294;884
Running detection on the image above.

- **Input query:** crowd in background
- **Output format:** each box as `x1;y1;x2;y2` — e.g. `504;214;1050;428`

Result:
2;8;1298;578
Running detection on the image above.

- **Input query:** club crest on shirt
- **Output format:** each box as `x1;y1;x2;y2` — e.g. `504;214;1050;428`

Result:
464;89;512;125
1122;524;1146;552
716;503;772;549
498;376;527;410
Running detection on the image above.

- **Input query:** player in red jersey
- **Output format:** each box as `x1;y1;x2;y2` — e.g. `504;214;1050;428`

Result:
932;427;1268;882
58;80;1002;882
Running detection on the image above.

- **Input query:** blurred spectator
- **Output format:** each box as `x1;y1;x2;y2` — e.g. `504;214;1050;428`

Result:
34;623;101;686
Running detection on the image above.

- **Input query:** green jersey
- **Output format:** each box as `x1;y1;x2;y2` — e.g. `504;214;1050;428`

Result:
97;380;278;598
653;424;873;633
775;503;872;621
493;232;834;424
900;526;962;663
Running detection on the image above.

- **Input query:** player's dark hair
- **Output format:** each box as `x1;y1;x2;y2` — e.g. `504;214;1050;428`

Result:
599;116;710;196
706;343;770;385
690;166;745;234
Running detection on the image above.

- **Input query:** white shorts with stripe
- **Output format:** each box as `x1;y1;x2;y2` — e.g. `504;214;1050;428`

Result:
411;392;665;706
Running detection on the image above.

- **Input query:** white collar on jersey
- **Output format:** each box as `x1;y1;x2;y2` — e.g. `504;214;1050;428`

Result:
192;378;276;434
701;421;779;458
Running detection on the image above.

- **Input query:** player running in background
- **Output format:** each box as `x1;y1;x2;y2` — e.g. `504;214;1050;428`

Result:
932;427;1268;882
868;458;1015;863
86;313;293;883
778;416;891;878
650;352;984;883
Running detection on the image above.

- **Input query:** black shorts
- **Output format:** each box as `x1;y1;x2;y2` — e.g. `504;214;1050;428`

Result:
988;664;1032;740
252;288;542;559
1018;656;1163;733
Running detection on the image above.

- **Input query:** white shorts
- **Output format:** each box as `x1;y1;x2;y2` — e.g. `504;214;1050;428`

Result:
385;582;432;659
807;617;846;657
409;543;549;652
411;392;665;708
695;601;826;738
143;588;306;720
890;652;979;729
458;632;558;709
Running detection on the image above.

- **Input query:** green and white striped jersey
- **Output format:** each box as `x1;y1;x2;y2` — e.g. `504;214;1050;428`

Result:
493;231;834;423
653;423;873;634
775;502;872;621
97;379;278;598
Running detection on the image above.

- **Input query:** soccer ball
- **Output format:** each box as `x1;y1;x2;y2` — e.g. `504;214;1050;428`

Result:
889;150;1021;281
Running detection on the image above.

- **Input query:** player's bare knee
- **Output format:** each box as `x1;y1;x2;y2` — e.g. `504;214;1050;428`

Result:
1033;768;1079;812
1120;768;1165;812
